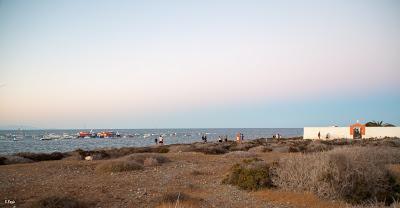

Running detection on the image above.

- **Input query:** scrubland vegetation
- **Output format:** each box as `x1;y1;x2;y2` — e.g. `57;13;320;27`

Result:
1;137;400;207
223;144;400;206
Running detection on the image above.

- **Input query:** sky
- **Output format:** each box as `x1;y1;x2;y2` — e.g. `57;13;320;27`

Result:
0;0;399;129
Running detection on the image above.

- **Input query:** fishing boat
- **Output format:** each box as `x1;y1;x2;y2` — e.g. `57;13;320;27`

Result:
97;131;120;138
77;130;96;138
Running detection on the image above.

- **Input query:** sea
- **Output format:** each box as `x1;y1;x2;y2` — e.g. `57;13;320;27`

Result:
0;128;302;155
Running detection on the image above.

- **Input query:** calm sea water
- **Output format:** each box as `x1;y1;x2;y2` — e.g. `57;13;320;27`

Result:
0;128;302;155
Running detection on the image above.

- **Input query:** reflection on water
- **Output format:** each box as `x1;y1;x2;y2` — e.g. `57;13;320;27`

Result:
0;128;302;154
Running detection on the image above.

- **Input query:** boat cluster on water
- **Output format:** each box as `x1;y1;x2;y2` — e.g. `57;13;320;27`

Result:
0;131;210;141
0;131;123;141
77;131;121;139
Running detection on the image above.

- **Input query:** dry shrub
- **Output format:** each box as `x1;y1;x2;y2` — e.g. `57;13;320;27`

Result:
271;146;290;153
383;139;400;148
321;139;353;146
82;146;169;160
223;161;272;190
143;157;160;166
156;147;170;153
156;192;201;208
125;153;170;166
31;196;87;208
191;143;228;155
305;141;333;153
14;152;65;162
248;146;271;153
242;158;262;164
75;149;110;160
271;146;400;204
168;145;195;153
229;142;257;151
224;151;257;158
0;155;34;165
95;160;143;173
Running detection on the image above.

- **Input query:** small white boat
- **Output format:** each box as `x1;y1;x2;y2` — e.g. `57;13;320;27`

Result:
40;133;61;141
12;135;23;141
61;133;74;139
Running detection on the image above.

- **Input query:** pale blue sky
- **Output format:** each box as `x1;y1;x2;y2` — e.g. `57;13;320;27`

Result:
0;0;399;128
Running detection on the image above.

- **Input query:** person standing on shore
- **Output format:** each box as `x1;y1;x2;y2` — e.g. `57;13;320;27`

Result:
236;132;241;143
224;135;228;142
155;137;158;145
318;131;321;139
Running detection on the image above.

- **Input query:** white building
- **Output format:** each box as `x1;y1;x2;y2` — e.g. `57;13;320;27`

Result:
304;122;400;140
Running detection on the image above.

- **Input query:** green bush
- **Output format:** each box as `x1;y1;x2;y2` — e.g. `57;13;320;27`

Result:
223;161;272;190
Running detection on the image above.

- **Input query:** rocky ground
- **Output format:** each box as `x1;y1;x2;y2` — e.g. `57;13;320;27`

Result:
1;138;399;208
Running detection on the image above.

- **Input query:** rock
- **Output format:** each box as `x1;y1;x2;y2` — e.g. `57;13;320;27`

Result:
84;156;93;161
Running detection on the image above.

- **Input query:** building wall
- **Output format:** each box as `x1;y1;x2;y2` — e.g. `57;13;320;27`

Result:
304;127;400;140
364;127;400;139
304;127;350;140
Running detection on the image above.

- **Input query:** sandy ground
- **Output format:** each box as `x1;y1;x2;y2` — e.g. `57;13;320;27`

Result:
0;150;357;208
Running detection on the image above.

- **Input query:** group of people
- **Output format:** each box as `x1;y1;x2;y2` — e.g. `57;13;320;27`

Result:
154;135;164;145
236;132;244;143
201;135;208;143
202;134;233;143
272;133;281;139
155;133;246;145
317;131;330;139
218;135;228;143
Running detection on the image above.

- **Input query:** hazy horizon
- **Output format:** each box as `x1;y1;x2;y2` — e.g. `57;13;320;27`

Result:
1;0;400;129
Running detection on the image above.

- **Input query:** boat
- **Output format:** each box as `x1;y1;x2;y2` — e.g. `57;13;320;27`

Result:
12;135;23;141
61;133;74;139
77;130;96;138
40;133;61;141
97;131;120;138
